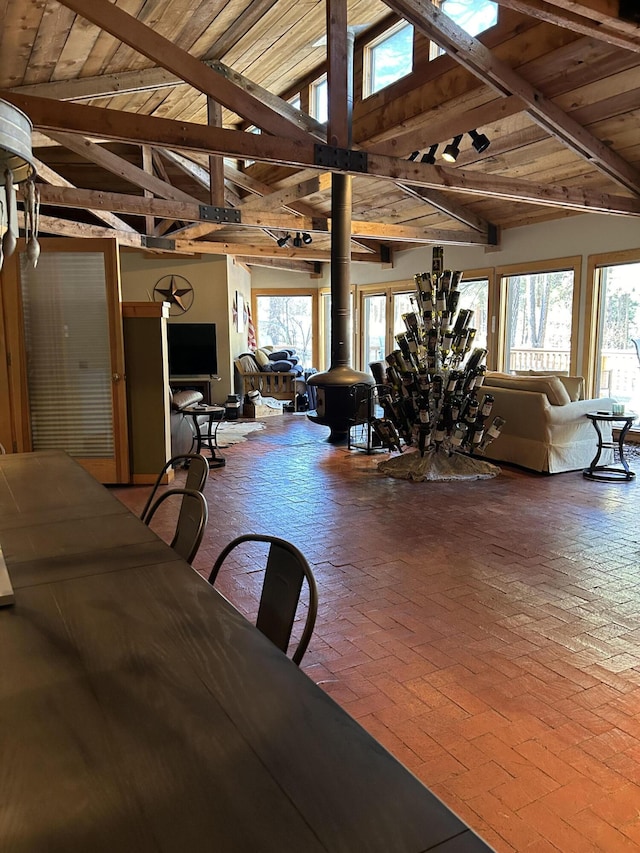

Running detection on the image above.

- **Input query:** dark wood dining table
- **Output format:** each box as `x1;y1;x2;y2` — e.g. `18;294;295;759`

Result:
0;450;493;852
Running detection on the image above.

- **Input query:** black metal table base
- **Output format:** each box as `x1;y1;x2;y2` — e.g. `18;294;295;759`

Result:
185;406;226;469
583;411;636;482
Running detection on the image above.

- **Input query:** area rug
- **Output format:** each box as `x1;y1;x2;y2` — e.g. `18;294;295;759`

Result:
378;449;501;482
215;421;266;447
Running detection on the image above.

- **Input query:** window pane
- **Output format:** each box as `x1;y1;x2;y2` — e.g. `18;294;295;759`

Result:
362;294;387;367
312;78;328;123
441;0;498;36
431;0;498;59
255;295;314;369
503;269;574;373
393;292;414;335
595;263;640;416
458;278;489;351
369;24;414;95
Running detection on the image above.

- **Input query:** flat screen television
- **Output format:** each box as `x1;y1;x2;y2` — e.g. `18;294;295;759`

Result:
167;323;217;376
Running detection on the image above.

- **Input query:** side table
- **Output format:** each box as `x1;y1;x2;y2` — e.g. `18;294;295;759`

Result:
184;405;226;469
583;411;636;482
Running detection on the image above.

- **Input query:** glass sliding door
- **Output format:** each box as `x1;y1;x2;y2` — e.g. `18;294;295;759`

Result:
592;260;640;416
458;276;489;352
499;259;580;374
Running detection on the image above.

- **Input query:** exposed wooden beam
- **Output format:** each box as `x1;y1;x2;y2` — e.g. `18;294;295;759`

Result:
54;0;316;143
171;239;378;262
540;0;640;36
494;0;640;52
46;130;203;204
233;256;319;275
34;184;491;244
384;0;640;196
25;212;144;246
7;92;640;216
31;157;138;233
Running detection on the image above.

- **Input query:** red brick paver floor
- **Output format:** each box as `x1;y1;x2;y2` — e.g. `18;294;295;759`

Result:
113;415;640;852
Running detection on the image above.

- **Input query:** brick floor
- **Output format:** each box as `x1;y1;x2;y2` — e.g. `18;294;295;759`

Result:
113;414;640;852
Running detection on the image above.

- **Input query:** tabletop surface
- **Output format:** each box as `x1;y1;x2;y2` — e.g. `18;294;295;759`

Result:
0;451;492;853
586;411;637;421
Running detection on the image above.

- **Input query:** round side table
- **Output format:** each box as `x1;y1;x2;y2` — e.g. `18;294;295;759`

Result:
583;411;636;482
184;405;226;469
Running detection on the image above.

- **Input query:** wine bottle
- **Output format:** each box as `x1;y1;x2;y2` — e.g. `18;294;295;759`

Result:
480;393;494;419
464;392;480;425
434;416;446;444
449;421;468;450
477;416;505;452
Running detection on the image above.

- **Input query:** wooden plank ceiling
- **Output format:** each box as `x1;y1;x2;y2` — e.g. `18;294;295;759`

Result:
1;0;639;273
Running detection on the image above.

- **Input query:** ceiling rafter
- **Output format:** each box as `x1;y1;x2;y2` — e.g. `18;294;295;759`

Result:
493;0;640;52
54;0;317;143
384;0;640;196
32;157;138;234
34;184;490;244
5;91;639;217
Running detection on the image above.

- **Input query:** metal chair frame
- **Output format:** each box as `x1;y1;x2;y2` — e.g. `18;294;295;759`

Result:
208;534;318;666
144;488;208;565
140;453;209;524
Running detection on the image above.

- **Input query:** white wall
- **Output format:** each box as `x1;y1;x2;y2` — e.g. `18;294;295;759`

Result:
119;250;233;403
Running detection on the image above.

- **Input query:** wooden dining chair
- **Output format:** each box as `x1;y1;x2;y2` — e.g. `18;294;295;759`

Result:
143;488;209;564
208;534;318;666
140;453;209;524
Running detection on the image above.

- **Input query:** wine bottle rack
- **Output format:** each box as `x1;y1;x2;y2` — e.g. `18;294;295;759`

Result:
371;251;504;459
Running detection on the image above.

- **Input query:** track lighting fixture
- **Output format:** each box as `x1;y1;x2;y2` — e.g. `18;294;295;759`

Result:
276;233;291;247
302;232;313;244
408;150;420;161
421;144;438;165
293;232;303;248
442;134;463;163
468;129;490;154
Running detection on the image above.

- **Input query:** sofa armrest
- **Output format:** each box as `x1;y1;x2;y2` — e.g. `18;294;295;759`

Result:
546;397;616;425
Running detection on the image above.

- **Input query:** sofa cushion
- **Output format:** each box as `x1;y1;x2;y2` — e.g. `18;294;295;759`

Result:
485;372;572;405
269;348;296;361
238;353;261;373
254;348;271;368
171;389;204;411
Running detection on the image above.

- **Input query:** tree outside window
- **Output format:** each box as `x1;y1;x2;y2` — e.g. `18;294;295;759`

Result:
255;294;314;368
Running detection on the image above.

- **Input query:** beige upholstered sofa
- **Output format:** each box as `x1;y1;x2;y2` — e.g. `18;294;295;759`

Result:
479;372;615;473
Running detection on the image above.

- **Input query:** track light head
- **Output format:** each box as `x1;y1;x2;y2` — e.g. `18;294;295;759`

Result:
421;144;438;165
469;129;490;154
293;232;303;248
442;134;463;163
302;232;313;244
276;233;291;247
408;150;420;161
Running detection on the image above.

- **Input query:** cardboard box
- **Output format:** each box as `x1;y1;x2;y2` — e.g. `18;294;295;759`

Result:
243;401;284;418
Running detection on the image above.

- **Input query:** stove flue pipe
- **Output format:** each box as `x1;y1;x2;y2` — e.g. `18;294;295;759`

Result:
308;19;373;441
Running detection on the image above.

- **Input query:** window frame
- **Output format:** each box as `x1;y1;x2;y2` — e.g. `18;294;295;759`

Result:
362;21;414;98
251;288;320;369
495;256;582;375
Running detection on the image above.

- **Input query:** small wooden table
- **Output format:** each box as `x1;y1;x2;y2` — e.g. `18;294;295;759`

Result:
583;411;637;481
0;451;492;853
184;404;226;468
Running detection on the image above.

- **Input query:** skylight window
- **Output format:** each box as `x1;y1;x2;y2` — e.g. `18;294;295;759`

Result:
430;0;498;58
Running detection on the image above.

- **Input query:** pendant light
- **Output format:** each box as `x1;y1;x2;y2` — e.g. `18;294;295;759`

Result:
0;99;39;270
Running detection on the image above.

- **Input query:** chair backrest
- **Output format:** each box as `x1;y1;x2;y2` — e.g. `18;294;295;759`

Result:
144;488;208;564
140;453;209;523
208;534;318;665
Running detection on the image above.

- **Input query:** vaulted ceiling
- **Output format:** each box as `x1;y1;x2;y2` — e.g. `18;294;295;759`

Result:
2;0;639;275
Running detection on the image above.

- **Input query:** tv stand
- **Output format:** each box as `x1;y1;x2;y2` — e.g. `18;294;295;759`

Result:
170;377;212;404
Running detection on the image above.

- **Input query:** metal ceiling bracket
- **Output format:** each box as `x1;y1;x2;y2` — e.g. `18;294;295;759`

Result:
314;144;368;173
142;236;176;250
198;205;241;223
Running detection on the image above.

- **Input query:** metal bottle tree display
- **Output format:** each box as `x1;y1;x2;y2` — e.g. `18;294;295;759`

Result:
374;247;505;481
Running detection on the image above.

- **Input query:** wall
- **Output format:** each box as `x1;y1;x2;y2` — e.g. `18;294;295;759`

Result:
226;257;252;398
119;250;237;404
